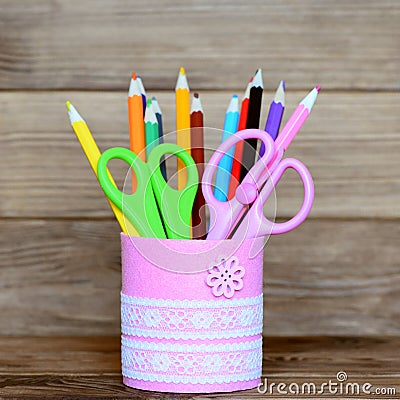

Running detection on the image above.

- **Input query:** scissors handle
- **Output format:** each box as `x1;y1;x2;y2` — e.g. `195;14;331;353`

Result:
203;129;276;240
147;143;198;240
232;158;314;239
97;147;166;238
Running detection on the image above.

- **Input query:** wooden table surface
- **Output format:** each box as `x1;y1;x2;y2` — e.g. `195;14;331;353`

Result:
1;336;399;399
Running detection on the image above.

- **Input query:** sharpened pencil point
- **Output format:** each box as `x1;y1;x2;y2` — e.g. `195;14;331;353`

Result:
151;97;162;115
299;87;320;111
144;98;157;124
175;67;189;90
316;85;321;92
132;72;137;80
274;81;286;105
66;101;83;124
191;93;203;113
252;69;263;89
137;76;146;96
227;94;239;113
281;80;286;91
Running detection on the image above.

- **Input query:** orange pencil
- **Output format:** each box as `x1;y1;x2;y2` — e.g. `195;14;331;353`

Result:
128;73;145;190
227;76;253;199
128;72;145;160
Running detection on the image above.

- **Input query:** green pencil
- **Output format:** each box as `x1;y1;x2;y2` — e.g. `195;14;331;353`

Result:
145;99;159;158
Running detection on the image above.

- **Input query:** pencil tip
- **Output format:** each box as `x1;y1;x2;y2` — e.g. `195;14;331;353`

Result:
146;98;152;107
274;81;285;104
316;85;321;92
152;96;157;101
132;72;137;80
227;94;239;113
252;69;263;88
176;67;189;90
194;92;199;98
65;101;71;111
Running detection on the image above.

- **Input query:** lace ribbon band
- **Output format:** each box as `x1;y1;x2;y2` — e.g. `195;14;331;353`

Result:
121;336;262;384
121;292;263;340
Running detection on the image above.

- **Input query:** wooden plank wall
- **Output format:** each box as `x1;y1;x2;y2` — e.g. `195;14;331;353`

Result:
0;0;399;336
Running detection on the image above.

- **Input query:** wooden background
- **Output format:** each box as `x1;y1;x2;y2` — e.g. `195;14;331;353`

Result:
0;0;399;337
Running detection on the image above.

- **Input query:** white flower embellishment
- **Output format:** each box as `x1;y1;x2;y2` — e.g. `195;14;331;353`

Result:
206;256;245;298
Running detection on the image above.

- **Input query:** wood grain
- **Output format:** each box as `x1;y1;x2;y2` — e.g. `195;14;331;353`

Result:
0;0;399;90
1;219;399;336
1;91;399;219
0;336;399;398
0;0;399;342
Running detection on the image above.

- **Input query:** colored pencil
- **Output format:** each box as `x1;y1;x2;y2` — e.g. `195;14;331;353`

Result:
137;75;147;117
267;86;320;171
175;67;191;189
214;94;240;202
66;101;138;236
259;80;285;157
239;68;263;181
144;99;159;158
128;73;145;161
190;93;206;240
275;86;320;154
227;77;253;199
151;96;167;180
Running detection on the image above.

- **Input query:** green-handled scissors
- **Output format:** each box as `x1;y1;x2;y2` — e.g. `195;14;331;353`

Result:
97;144;198;239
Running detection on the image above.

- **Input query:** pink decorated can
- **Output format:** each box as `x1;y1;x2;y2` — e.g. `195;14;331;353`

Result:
120;233;265;393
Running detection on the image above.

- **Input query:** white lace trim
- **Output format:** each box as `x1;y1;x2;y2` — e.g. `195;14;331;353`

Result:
122;336;261;352
121;337;262;384
121;369;261;385
121;292;262;308
121;293;263;340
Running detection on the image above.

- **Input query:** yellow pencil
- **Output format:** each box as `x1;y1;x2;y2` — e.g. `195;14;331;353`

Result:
66;101;138;236
175;67;191;189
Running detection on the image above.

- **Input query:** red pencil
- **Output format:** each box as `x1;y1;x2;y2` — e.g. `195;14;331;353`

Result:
227;76;253;199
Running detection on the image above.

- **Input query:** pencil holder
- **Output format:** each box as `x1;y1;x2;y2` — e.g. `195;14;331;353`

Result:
120;233;265;393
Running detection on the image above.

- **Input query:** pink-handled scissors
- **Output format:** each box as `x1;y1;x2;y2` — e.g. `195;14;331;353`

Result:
202;128;314;240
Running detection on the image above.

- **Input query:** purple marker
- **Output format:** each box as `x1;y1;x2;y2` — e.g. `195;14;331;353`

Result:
260;80;285;157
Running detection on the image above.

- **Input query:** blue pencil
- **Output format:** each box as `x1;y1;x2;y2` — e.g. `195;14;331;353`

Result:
137;76;147;117
214;94;240;201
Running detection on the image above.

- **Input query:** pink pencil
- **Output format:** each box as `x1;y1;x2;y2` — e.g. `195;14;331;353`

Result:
263;86;320;175
274;86;320;153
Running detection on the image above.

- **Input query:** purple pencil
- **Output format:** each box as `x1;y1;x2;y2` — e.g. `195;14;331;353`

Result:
260;80;285;157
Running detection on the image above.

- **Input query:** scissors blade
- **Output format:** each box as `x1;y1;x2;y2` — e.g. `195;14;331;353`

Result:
147;143;198;240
